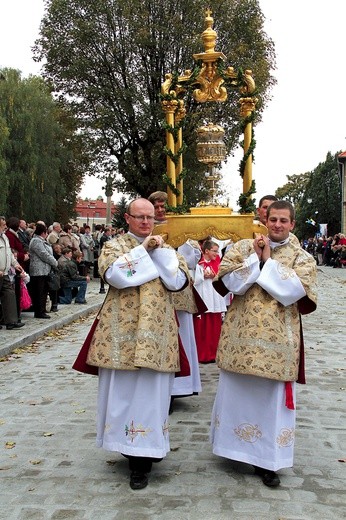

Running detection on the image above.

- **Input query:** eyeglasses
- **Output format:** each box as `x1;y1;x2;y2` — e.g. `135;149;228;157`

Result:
128;214;155;222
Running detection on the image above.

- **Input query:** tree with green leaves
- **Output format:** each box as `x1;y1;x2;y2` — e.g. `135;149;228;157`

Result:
295;152;341;239
112;196;129;231
0;112;9;213
34;0;276;204
0;68;87;223
275;172;311;205
275;152;341;239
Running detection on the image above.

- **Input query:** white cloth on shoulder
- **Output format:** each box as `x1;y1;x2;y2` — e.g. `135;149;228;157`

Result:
221;251;306;305
105;243;186;291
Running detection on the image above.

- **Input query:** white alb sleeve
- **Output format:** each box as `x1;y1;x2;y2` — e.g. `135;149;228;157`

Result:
178;241;201;270
222;252;260;295
257;257;306;306
149;247;187;290
193;263;205;286
105;244;159;289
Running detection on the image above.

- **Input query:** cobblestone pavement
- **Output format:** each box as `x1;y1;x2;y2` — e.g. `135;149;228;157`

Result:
0;268;345;520
0;278;106;358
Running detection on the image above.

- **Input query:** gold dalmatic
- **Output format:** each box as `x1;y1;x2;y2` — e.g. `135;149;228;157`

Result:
86;234;189;373
215;239;317;381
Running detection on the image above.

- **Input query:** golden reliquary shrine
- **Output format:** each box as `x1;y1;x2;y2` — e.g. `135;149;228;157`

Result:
153;9;267;248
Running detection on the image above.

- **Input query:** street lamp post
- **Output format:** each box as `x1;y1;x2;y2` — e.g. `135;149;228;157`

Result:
105;175;114;226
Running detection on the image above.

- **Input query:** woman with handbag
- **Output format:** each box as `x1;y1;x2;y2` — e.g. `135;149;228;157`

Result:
29;223;58;319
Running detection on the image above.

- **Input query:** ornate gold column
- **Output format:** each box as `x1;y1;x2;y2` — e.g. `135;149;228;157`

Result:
175;101;186;205
240;95;256;195
162;98;178;207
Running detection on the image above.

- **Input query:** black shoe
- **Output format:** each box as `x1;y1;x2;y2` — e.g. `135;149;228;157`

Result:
6;322;25;330
254;466;280;487
130;471;148;490
35;314;51;319
50;306;58;312
99;288;106;294
75;300;87;304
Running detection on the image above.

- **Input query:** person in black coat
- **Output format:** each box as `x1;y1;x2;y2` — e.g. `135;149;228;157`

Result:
58;249;90;304
98;227;112;294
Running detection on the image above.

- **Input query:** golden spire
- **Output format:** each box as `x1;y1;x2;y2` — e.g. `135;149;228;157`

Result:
202;8;217;53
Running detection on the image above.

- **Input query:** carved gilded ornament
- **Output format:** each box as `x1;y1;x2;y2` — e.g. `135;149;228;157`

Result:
192;63;228;103
175;102;186;123
240;69;256;95
239;97;257;117
154;212;267;248
161;99;178;114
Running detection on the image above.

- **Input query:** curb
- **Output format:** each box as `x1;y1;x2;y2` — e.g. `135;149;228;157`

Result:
0;301;102;358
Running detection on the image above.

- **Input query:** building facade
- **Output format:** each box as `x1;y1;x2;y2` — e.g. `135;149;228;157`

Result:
74;198;117;230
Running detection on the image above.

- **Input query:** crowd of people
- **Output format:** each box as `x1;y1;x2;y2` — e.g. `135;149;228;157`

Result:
0;216;123;328
302;234;346;267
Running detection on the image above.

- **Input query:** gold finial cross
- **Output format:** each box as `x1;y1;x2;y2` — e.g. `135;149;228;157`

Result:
205;8;212;18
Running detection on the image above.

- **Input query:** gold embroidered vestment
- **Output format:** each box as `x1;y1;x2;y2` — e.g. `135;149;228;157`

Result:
215;239;317;381
86;234;189;373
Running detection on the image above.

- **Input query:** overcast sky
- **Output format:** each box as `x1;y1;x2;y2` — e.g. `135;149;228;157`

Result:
1;0;345;207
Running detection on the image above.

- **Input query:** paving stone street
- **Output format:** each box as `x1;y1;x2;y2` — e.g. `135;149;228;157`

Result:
0;268;345;520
